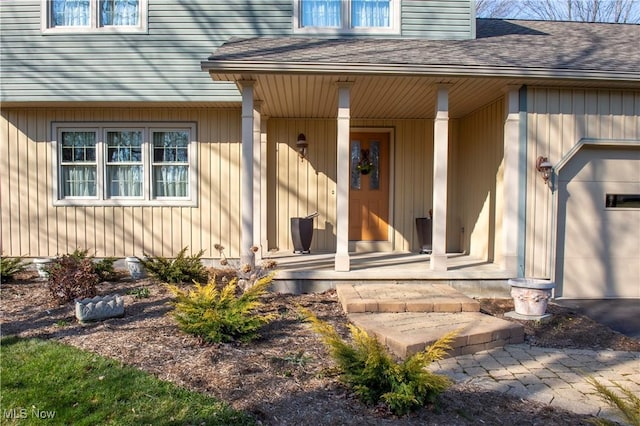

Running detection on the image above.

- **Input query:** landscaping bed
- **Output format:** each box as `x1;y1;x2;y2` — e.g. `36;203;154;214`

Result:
1;272;638;425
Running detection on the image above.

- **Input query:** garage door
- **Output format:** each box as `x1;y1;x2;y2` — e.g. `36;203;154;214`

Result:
555;146;640;298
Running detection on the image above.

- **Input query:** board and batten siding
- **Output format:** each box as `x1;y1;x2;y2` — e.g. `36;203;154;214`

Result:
456;97;505;264
0;107;244;259
525;88;640;279
267;118;461;253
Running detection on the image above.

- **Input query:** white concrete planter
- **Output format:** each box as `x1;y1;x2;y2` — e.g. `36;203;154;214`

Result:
33;257;54;279
508;278;556;319
75;294;124;323
125;256;146;279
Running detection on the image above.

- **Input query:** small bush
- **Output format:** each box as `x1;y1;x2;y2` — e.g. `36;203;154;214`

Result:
587;376;640;426
301;308;456;416
127;287;151;299
94;256;117;281
140;247;208;284
0;254;28;281
66;248;117;281
47;254;100;304
167;274;275;343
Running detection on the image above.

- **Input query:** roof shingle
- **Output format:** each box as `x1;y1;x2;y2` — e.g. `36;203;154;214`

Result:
203;19;640;76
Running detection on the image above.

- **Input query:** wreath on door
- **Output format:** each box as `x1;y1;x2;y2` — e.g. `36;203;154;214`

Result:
356;149;374;175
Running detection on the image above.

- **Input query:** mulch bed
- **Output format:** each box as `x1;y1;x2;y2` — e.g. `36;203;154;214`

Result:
2;271;637;425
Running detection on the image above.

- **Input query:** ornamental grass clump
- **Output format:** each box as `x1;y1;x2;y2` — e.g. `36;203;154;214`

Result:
140;246;208;284
301;308;456;416
587;376;640;426
167;274;275;343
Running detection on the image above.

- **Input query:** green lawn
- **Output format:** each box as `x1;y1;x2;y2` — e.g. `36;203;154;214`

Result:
0;336;254;425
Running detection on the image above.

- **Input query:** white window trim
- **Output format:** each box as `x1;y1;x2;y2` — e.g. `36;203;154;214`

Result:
52;122;198;207
41;0;148;34
293;0;400;35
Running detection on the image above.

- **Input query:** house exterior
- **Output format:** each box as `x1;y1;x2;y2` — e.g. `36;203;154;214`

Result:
1;0;639;298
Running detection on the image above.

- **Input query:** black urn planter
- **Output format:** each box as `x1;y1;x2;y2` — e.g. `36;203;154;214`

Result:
291;216;315;254
415;217;433;254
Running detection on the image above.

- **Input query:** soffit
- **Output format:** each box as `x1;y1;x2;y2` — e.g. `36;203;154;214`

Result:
221;74;638;120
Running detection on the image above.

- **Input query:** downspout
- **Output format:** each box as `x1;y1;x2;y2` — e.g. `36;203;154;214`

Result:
517;85;527;278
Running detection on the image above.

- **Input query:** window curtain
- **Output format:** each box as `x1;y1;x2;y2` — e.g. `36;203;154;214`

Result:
153;166;188;197
52;0;90;27
107;166;142;196
352;0;390;27
153;132;189;197
63;166;97;196
61;131;96;196
100;0;139;26
106;131;142;197
301;0;341;27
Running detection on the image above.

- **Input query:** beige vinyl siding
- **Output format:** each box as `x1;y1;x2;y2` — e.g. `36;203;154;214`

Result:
268;118;451;253
525;88;640;278
456;97;505;263
0;107;244;259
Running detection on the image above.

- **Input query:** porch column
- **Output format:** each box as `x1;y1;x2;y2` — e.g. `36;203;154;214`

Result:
240;80;255;267
502;86;522;274
335;82;353;271
431;84;450;271
259;114;269;260
253;101;263;261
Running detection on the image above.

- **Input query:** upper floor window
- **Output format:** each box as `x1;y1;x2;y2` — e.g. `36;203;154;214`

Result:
52;123;197;206
294;0;400;34
42;0;148;33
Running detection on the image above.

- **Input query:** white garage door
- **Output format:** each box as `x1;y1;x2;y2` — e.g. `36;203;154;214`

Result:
555;146;640;298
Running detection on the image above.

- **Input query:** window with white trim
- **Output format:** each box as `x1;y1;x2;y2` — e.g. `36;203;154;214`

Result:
42;0;148;33
294;0;400;34
53;123;197;206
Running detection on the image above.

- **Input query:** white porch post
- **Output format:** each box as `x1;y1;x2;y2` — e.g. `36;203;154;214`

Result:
502;86;522;274
240;80;255;267
253;101;263;261
259;114;269;260
431;84;450;271
335;82;352;271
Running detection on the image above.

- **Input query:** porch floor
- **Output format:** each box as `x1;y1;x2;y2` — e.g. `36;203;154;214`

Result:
268;251;514;297
270;251;509;280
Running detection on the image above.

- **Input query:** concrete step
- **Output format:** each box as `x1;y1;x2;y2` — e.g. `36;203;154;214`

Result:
348;311;524;359
336;282;480;313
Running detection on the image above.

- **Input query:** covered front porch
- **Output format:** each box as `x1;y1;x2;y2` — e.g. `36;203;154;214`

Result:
202;42;527;279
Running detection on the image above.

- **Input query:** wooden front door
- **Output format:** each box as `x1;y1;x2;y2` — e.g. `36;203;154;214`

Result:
349;132;390;241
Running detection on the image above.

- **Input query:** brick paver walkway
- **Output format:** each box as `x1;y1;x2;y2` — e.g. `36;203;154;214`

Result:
429;344;640;423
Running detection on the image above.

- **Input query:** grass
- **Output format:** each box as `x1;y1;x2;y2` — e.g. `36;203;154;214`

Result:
0;336;254;425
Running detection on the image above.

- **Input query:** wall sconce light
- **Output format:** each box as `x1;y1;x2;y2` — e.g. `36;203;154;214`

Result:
536;156;552;186
297;133;308;161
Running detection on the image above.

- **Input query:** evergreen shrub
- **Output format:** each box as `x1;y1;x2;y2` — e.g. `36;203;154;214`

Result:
302;308;456;415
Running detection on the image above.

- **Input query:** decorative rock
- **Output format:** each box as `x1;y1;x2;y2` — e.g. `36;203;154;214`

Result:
125;256;146;279
33;257;54;279
507;278;556;319
75;294;124;322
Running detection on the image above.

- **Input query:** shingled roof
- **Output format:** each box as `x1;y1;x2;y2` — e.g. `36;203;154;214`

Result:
202;19;640;81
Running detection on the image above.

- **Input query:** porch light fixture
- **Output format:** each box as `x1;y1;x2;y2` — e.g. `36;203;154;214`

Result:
297;133;308;161
536;156;552;186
